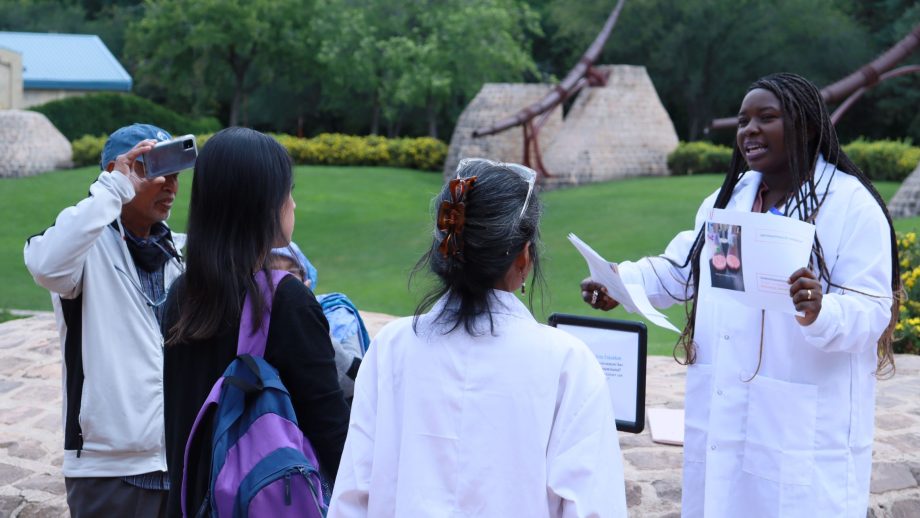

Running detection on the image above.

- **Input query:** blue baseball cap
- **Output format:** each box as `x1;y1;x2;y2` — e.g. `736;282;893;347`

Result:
100;123;172;171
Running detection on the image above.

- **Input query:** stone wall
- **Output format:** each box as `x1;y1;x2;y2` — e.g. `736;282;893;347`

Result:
443;83;563;179
0;110;71;178
887;160;920;218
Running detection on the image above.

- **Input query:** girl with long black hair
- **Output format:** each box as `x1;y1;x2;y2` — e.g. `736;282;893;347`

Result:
161;127;350;516
582;73;899;517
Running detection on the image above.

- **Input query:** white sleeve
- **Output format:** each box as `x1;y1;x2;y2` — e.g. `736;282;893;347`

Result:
617;194;715;309
327;338;379;517
800;193;894;353
547;346;627;517
23;171;134;298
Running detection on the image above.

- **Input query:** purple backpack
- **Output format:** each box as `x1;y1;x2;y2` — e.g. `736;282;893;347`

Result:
182;270;327;517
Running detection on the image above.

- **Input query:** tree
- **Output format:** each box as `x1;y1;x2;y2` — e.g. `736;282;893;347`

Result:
830;0;920;142
126;0;313;126
312;0;540;138
0;0;89;33
0;0;142;60
547;0;873;141
411;1;542;138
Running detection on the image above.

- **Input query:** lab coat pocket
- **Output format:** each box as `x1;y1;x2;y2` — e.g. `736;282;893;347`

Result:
742;375;817;485
683;363;713;463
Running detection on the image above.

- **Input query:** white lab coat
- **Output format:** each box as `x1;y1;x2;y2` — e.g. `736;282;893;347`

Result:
329;289;627;517
619;157;893;517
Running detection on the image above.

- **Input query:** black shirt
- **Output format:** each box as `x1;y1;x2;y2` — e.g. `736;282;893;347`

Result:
162;274;350;516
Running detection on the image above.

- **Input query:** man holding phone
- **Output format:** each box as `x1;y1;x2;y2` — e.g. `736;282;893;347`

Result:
24;124;191;517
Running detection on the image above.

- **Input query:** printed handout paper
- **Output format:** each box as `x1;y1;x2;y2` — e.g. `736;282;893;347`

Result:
568;234;680;333
701;209;815;314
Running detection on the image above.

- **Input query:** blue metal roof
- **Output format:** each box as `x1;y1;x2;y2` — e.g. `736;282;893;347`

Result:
0;31;131;91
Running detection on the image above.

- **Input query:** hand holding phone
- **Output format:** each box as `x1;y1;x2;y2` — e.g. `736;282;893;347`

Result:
112;139;157;191
143;135;198;178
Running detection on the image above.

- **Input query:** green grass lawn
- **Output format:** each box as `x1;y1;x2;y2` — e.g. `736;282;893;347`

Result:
1;167;914;355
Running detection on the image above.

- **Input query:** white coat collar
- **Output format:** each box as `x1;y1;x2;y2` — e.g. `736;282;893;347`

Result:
424;289;535;335
487;289;536;319
725;170;762;211
730;154;840;214
430;289;534;319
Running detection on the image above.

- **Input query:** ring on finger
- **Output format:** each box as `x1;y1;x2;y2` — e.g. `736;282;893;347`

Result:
807;289;812;300
591;290;599;305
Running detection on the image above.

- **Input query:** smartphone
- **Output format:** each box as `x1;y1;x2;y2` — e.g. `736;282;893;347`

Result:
143;135;198;178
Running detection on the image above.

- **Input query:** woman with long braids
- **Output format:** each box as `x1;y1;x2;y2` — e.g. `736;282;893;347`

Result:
581;73;899;517
330;159;627;517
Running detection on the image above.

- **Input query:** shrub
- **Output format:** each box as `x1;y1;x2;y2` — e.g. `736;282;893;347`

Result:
69;133;214;168
668;139;920;181
843;139;920;182
398;137;448;171
895;231;920;355
31;93;221;141
71;134;107;167
668;141;733;175
269;133;444;171
68;132;447;171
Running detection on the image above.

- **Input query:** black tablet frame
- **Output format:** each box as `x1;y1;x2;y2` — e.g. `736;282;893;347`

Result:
548;313;647;434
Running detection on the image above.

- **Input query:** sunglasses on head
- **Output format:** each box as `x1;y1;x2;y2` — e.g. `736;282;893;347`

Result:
456;158;537;220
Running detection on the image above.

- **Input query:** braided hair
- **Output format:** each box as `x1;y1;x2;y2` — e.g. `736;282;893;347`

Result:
671;73;900;376
411;160;544;335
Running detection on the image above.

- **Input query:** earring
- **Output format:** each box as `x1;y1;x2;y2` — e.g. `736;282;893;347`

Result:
520;270;526;295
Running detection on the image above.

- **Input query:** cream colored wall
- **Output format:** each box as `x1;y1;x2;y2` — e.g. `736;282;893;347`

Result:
22;89;92;109
0;48;23;110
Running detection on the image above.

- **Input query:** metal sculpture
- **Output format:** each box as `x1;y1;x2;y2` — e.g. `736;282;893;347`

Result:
710;22;920;130
471;0;627;178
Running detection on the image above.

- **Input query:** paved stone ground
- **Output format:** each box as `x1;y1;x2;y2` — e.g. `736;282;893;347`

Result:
1;314;919;517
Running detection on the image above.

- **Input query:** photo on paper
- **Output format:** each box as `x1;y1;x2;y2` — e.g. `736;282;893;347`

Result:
705;222;745;292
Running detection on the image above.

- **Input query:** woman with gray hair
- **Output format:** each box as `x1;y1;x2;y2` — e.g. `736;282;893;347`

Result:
329;159;627;517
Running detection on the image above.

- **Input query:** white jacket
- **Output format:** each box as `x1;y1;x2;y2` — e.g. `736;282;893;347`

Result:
329;290;627;517
24;171;183;478
619;157;892;517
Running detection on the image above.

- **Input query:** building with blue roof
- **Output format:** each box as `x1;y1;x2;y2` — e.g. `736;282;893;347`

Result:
0;31;131;109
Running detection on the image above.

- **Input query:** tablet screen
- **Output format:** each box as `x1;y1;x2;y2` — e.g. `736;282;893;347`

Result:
549;314;647;433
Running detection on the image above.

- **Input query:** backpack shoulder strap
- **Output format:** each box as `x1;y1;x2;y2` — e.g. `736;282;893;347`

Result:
181;377;224;517
237;270;290;358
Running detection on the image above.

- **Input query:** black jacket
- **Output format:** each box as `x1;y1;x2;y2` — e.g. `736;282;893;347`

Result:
162;274;350;517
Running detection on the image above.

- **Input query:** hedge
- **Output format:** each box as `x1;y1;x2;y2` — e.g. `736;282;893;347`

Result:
31;93;221;141
668;139;920;181
70;133;448;172
842;139;920;182
667;141;733;175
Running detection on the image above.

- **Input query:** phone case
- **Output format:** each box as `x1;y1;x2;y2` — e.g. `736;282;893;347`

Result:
144;134;198;178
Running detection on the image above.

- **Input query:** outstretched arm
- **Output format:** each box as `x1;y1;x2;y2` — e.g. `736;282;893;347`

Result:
581;196;714;312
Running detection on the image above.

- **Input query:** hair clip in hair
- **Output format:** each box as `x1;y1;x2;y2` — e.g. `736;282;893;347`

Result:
437;176;477;259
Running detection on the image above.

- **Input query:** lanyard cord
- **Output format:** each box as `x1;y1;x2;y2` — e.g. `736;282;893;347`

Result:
742;310;766;383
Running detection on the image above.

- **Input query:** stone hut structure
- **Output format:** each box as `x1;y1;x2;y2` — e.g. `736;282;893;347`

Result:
542;65;678;187
443;84;563;177
888;160;920;217
445;65;679;187
0;110;72;178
